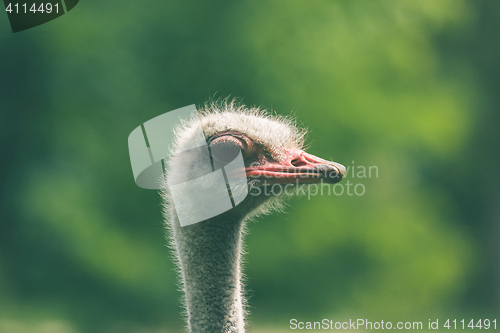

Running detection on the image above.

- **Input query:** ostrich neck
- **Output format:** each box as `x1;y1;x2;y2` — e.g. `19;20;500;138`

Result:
171;213;246;333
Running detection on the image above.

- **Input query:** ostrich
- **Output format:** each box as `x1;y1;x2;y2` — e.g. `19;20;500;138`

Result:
161;101;345;333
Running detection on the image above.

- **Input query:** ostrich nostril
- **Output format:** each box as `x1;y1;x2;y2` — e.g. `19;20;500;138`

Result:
291;158;308;167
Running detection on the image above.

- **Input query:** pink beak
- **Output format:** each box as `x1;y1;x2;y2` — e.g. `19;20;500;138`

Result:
245;149;345;185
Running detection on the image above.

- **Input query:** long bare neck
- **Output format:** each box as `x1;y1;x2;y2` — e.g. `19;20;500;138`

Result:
169;212;246;333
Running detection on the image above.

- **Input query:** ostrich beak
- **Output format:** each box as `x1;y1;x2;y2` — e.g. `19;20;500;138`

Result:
245;150;345;185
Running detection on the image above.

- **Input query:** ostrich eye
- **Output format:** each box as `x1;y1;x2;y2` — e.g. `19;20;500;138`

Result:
209;137;242;170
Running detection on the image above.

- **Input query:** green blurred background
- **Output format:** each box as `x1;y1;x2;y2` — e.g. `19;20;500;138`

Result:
1;1;499;332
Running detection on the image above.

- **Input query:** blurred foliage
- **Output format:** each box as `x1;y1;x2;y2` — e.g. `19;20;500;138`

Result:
1;0;499;332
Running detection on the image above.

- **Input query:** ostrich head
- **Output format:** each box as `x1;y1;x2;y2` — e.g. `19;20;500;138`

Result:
161;101;345;333
164;101;345;222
